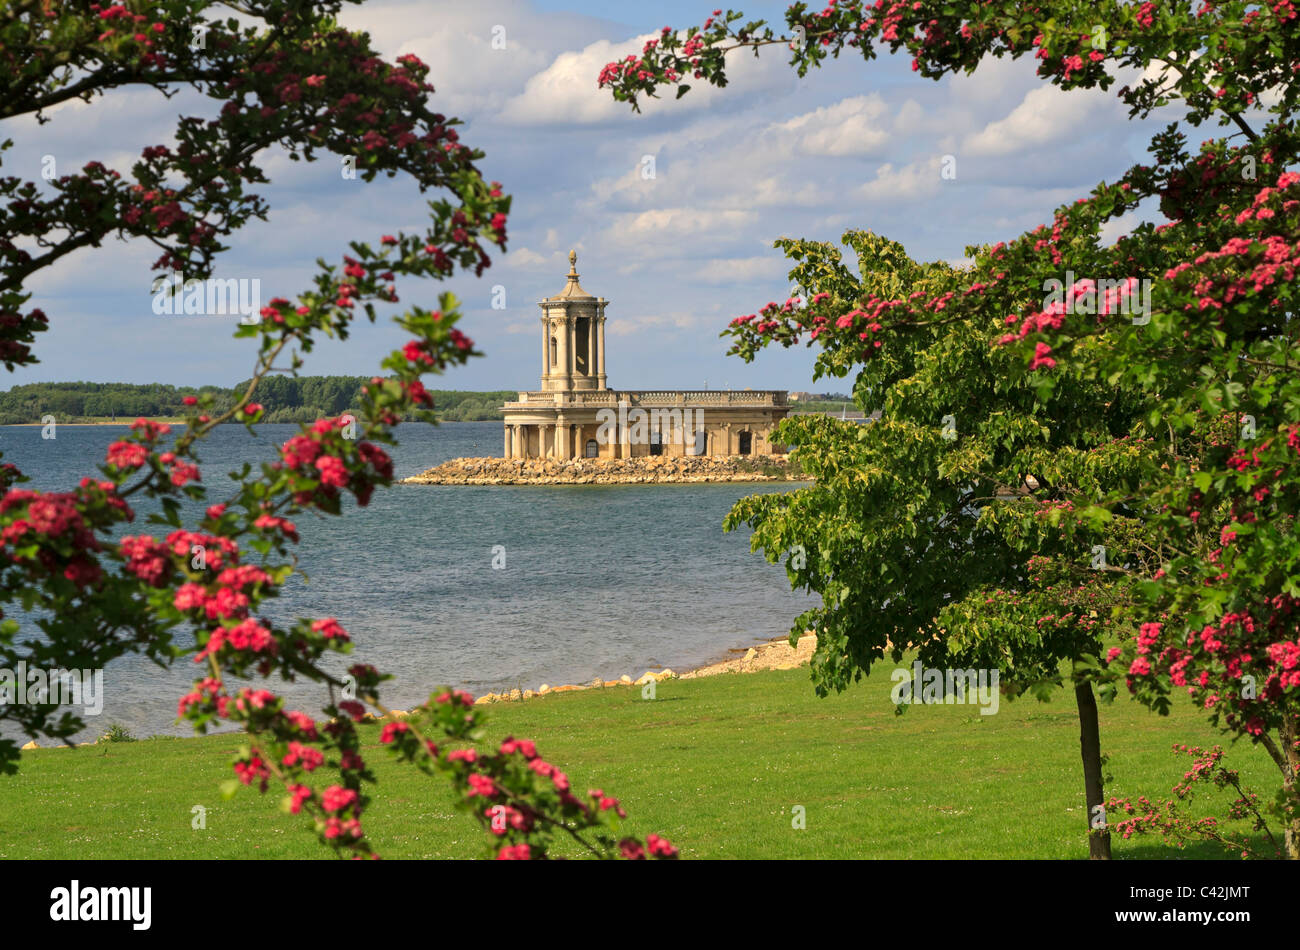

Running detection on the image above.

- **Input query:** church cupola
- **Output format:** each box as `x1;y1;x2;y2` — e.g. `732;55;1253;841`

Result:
539;250;607;392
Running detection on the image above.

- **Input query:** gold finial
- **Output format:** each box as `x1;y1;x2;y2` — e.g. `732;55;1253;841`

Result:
568;249;577;275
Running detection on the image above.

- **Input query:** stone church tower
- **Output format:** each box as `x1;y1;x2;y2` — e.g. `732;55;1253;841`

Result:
541;251;607;392
501;252;789;460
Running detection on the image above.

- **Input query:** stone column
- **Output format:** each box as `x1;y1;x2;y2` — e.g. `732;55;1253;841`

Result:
619;403;631;459
597;314;607;389
503;425;511;458
587;317;596;381
567;319;577;383
556;318;570;389
555;415;568;459
542;316;550;382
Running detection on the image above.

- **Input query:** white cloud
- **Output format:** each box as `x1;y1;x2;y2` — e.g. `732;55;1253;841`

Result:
692;256;788;284
963;84;1117;157
857;159;942;202
771;95;892;157
505;247;550;268
338;0;571;117
608;311;699;335
497;30;788;125
605;208;757;242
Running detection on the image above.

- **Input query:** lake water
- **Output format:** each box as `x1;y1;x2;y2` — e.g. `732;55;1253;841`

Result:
0;421;816;741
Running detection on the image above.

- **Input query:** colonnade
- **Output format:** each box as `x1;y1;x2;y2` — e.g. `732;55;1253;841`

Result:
502;420;772;459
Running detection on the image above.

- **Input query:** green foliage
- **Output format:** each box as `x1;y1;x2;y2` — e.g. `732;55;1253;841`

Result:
0;380;513;424
723;232;1152;700
100;723;136;743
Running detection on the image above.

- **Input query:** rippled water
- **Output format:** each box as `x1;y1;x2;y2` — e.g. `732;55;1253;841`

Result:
0;420;816;740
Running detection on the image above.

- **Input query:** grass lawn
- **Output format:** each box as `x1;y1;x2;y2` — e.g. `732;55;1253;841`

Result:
0;665;1281;859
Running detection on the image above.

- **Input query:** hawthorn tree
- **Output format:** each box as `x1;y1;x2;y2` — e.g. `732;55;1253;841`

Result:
0;0;678;861
601;1;1300;857
715;230;1156;859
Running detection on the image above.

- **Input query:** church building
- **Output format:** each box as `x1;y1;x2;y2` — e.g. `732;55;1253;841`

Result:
501;252;790;459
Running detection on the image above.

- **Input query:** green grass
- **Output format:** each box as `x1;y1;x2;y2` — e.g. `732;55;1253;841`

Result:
0;666;1281;859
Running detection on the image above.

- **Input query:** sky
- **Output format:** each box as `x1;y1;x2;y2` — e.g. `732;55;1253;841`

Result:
7;0;1199;394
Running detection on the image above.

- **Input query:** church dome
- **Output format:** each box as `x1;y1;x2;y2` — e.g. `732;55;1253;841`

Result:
543;250;595;300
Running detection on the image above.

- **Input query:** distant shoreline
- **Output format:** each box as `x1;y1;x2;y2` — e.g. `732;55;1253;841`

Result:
0;420;186;427
0;418;496;427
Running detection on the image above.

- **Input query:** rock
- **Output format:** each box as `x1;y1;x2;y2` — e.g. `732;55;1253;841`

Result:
508;688;522;702
743;648;758;664
634;671;658;686
474;693;498;705
523;690;537;699
619;674;633;684
538;684;550;693
402;453;802;486
551;684;584;693
602;680;622;688
589;677;603;688
20;740;38;750
658;669;675;680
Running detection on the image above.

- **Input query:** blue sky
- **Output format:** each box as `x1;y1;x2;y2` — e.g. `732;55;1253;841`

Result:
8;0;1198;394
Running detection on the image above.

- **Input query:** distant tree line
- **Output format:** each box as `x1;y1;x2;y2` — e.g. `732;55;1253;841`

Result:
0;379;515;424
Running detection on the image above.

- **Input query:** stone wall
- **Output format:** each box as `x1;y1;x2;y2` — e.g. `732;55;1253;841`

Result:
401;454;805;485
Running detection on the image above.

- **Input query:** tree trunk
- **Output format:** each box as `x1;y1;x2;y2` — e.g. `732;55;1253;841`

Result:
1074;679;1112;860
1282;716;1300;860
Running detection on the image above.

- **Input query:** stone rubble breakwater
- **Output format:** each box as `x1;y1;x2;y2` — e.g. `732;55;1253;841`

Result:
401;454;805;485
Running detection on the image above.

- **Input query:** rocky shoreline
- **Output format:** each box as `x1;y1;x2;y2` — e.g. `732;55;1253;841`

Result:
401;454;805;485
470;633;816;705
18;634;818;746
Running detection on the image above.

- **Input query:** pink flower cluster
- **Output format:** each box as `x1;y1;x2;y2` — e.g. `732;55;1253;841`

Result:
119;535;173;586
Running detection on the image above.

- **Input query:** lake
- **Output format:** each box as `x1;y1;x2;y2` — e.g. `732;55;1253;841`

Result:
0;420;817;741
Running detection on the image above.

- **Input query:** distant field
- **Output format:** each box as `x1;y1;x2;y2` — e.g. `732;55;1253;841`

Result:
0;664;1278;860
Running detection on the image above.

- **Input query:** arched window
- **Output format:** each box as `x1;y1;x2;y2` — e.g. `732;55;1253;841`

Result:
649;430;664;456
550;336;558;367
687;427;706;456
585;439;599;458
738;431;753;455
